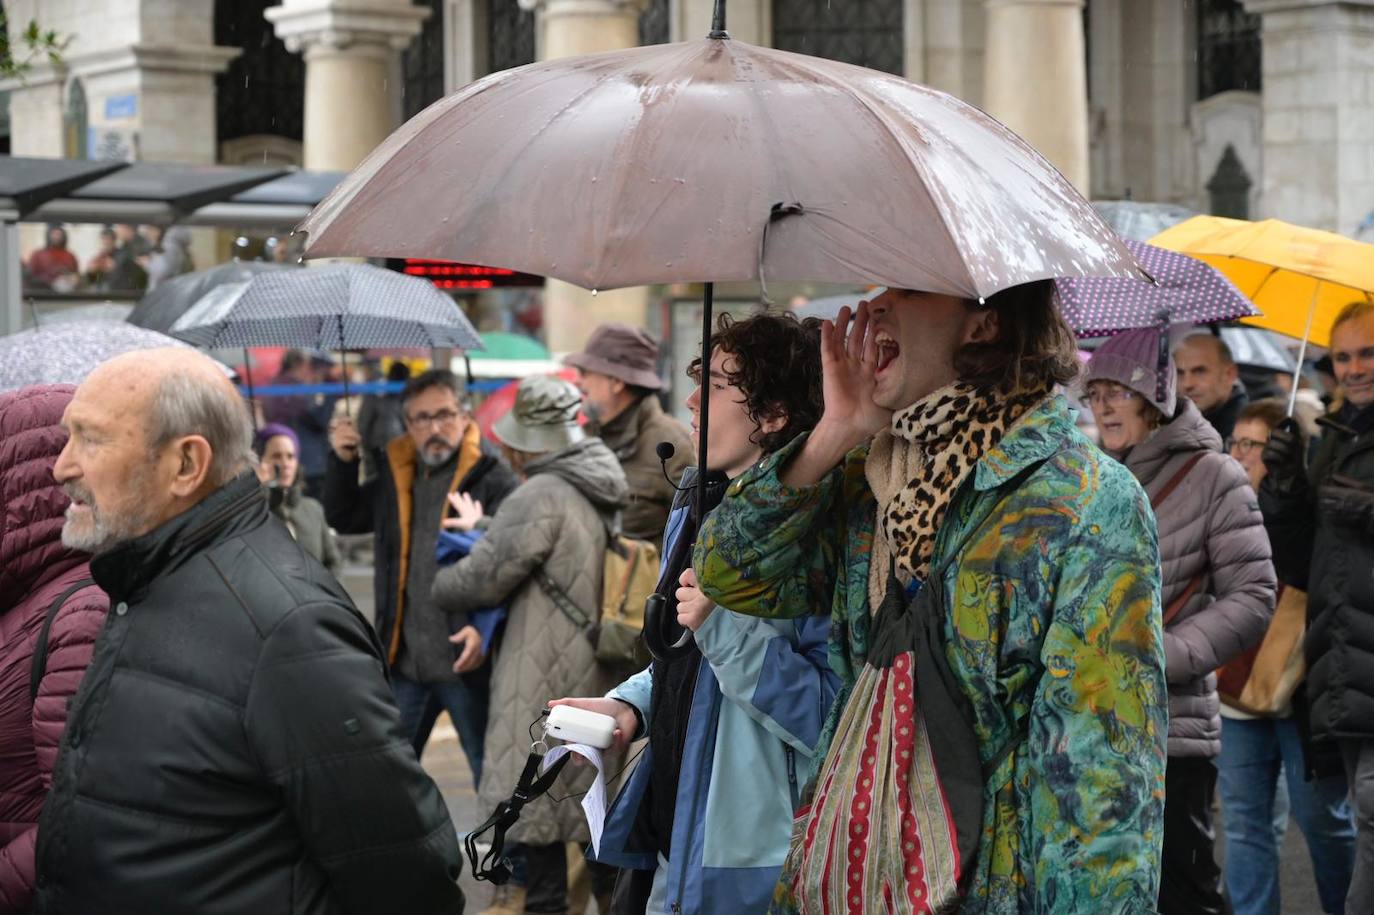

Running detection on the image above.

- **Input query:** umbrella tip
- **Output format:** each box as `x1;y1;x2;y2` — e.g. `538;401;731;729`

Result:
709;0;728;37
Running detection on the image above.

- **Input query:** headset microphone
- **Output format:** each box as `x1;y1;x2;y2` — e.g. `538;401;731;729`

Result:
656;442;693;492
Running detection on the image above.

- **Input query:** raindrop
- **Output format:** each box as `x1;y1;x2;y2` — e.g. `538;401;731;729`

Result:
591;289;599;297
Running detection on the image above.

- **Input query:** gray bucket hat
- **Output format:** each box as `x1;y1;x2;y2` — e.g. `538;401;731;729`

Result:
563;322;665;391
493;375;586;453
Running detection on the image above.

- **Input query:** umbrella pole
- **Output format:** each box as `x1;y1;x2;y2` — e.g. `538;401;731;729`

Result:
696;282;713;523
1286;285;1320;418
244;346;258;434
339;314;352;418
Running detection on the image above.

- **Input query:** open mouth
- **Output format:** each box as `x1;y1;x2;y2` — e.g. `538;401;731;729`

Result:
874;331;900;374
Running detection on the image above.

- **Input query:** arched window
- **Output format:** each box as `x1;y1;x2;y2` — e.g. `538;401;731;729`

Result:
640;0;669;46
64;78;87;159
1197;0;1261;99
215;0;305;145
1207;145;1252;219
403;0;446;119
489;0;536;74
772;0;903;75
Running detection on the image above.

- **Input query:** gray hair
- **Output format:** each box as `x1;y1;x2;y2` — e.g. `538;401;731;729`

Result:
146;371;256;486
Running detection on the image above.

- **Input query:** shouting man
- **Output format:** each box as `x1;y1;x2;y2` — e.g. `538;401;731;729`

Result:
694;284;1168;913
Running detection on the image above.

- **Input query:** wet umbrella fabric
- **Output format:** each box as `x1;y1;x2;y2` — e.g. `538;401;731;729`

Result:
1219;326;1309;374
168;263;483;350
298;37;1141;299
297;33;1141;662
1055;238;1258;337
1091;201;1199;243
0;320;211;392
127;260;294;333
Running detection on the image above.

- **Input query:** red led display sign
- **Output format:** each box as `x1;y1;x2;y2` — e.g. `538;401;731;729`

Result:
386;258;544;289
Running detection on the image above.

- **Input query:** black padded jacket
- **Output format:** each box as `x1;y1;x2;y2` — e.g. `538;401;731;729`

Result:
33;473;465;915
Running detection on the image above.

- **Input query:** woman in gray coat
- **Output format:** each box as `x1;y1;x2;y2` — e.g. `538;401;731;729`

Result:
432;375;628;915
254;423;340;576
1083;328;1275;915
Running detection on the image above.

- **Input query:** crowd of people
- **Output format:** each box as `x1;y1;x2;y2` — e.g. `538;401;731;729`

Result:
0;292;1372;915
22;223;196;294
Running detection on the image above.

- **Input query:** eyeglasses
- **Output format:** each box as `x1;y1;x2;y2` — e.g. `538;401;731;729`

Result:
406;408;461;429
1078;387;1140;409
1227;436;1269;454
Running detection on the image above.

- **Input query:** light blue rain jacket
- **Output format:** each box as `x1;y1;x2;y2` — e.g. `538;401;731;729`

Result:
592;496;839;914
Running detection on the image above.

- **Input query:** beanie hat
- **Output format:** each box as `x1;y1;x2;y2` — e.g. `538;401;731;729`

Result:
254;422;300;457
1083;327;1176;417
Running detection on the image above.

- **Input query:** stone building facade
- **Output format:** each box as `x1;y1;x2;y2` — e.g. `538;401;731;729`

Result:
5;0;1373;341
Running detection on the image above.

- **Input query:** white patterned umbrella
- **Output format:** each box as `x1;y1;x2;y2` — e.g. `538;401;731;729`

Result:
169;263;483;350
1219;326;1315;374
0;320;212;393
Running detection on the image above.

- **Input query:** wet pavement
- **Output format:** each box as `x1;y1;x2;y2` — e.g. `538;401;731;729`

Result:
338;553;1328;914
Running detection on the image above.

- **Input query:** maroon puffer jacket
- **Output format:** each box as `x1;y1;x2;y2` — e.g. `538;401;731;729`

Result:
0;385;107;913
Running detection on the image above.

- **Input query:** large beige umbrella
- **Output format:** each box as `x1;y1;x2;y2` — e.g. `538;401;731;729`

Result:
299;36;1138;298
297;18;1142;661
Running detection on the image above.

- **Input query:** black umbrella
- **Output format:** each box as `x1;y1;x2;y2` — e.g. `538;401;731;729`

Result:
127;260;294;332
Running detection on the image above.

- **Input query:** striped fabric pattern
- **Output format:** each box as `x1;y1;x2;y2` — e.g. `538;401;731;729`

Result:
779;653;961;914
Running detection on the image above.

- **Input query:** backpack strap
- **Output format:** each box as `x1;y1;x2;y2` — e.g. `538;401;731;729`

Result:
1149;452;1208;627
534;569;593;629
1151;452;1206;510
30;578;97;703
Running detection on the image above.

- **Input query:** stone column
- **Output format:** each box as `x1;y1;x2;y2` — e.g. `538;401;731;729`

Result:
523;0;648;353
266;0;431;172
1243;0;1374;236
983;0;1089;193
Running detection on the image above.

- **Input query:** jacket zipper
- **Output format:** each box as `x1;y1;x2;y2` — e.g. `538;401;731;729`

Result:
672;667;714;915
786;746;798;810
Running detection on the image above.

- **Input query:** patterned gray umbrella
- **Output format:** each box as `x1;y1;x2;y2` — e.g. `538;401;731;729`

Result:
168;263;482;350
0;320;210;393
127;260;295;332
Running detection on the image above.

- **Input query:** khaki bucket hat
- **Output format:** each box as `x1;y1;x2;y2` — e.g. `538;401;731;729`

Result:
492;374;586;453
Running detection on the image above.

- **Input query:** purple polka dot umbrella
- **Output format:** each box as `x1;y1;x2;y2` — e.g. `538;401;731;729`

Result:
1055;238;1259;337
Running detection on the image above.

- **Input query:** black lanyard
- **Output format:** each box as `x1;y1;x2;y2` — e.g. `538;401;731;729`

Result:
464;742;571;884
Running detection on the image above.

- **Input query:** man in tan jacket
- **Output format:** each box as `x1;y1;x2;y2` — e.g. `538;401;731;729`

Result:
566;323;692;542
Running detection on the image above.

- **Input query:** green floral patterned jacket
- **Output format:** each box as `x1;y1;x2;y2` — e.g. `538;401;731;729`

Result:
693;395;1167;914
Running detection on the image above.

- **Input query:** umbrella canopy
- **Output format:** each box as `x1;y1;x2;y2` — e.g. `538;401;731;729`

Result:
298;37;1141;298
1218;326;1312;374
1150;216;1374;349
1054;238;1258;337
478;331;550;360
127;260;295;332
1091;201;1199;243
168;263;483;350
0;320;213;393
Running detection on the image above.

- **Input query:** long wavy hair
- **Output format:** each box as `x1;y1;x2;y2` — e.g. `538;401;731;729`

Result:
954;279;1081;393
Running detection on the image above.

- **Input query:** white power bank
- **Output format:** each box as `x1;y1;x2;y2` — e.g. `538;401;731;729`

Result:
545;705;617;749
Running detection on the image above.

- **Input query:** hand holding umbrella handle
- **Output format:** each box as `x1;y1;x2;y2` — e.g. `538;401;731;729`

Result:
1261;418;1306;494
643;593;694;661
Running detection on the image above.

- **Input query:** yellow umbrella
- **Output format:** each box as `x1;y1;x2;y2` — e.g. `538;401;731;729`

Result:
1150;215;1374;414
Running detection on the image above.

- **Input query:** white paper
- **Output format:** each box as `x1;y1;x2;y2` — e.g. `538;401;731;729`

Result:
540;743;608;855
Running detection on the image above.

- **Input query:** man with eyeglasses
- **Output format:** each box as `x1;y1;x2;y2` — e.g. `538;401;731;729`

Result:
324;369;518;772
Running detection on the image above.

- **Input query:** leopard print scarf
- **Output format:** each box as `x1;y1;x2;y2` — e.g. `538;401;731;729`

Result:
865;381;1050;610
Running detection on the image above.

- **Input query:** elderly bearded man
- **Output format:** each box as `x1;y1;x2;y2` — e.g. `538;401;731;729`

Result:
694;284;1168;914
34;349;465;915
